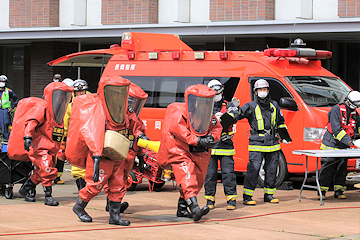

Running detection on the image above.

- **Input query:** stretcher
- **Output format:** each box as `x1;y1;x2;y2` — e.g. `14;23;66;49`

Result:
0;144;33;199
127;139;176;192
127;149;175;192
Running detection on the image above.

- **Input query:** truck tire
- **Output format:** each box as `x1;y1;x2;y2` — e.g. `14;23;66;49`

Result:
257;151;289;188
126;171;137;191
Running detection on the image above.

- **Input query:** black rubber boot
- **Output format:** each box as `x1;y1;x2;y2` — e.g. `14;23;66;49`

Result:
109;201;130;226
334;190;346;199
176;197;193;218
19;178;37;202
106;197;129;213
73;197;92;222
75;178;86;191
243;194;256;205
106;197;110;212
264;194;279;203
186;196;210;221
43;186;59;206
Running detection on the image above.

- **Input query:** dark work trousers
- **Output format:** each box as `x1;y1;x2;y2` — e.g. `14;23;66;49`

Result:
319;157;348;189
204;155;237;197
0;109;11;140
55;159;65;176
243;151;279;191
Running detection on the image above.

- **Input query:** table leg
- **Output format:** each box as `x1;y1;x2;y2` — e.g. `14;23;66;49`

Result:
299;155;308;202
315;157;323;206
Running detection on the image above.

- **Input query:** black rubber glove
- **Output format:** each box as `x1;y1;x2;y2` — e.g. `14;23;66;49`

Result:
197;135;216;148
23;136;33;152
138;154;145;173
92;155;102;183
137;133;150;141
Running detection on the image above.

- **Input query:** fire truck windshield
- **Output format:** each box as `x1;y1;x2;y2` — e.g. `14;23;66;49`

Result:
286;76;351;107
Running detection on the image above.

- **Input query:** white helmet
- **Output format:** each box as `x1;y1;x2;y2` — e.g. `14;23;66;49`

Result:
207;79;224;94
73;79;89;91
0;75;8;82
62;78;74;87
254;79;269;91
346;91;360;109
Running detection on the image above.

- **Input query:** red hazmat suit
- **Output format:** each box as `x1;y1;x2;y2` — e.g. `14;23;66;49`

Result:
104;82;148;201
66;76;144;203
157;85;222;201
8;82;73;186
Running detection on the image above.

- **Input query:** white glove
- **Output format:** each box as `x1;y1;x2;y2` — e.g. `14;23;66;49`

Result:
282;139;291;144
231;97;240;107
352;139;360;148
215;112;223;121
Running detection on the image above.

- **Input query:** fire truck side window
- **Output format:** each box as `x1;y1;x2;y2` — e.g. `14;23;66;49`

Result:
123;76;240;108
249;78;292;104
159;78;179;107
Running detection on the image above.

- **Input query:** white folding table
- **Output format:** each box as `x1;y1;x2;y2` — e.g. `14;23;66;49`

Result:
292;149;360;206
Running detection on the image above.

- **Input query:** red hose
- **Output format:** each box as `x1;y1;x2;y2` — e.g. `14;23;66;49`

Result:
1;206;359;237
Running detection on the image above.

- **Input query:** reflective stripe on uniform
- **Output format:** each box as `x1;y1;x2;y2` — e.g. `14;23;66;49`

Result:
243;188;254;196
255;103;277;131
211;148;236;155
320;186;329;192
204;195;215;201
255;105;264;130
226;195;238;201
264;187;276;194
335;130;347;141
320;144;339;150
248;144;280;152
334;185;347;191
278;124;287;129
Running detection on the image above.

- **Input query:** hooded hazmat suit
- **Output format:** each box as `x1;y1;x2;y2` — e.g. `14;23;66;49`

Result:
157;84;222;221
66;75;144;225
8;82;73;205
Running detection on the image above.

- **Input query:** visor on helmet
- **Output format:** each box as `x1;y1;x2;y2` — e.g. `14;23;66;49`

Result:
187;94;214;134
104;85;129;124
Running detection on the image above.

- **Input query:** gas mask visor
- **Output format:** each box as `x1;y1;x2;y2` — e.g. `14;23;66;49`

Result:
188;94;214;134
104;85;129;124
52;90;72;124
128;95;146;117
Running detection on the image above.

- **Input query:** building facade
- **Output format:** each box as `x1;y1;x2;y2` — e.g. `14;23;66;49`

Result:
0;0;360;97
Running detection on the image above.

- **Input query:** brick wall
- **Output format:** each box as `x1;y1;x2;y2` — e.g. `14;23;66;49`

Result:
9;0;59;28
338;0;360;17
30;42;77;97
210;0;275;21
102;0;158;24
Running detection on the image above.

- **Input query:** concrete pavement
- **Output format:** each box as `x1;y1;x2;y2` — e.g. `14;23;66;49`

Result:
0;164;360;240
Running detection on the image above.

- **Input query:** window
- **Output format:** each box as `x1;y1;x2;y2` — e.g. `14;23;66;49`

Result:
249;77;292;104
123;76;240;108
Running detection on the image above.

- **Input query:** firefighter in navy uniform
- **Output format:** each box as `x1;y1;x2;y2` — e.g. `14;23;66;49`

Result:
319;90;360;200
238;79;290;205
204;79;239;210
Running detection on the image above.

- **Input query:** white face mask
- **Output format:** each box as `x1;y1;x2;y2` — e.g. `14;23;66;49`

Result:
257;91;268;99
214;94;222;102
53;79;59;82
0;82;5;88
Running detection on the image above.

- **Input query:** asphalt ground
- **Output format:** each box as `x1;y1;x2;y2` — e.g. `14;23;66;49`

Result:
0;164;359;240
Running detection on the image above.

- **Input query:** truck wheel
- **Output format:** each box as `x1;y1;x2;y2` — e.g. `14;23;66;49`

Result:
257;151;289;188
126;171;137;191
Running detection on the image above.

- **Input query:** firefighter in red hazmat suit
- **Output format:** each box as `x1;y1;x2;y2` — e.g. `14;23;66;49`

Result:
104;82;148;213
157;84;222;221
65;75;144;226
8;82;73;206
